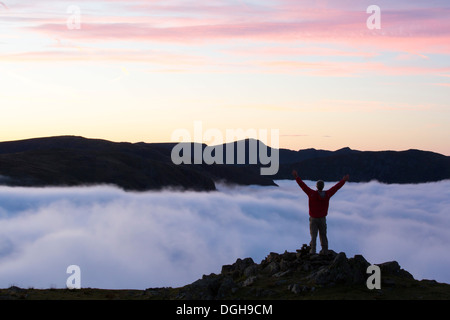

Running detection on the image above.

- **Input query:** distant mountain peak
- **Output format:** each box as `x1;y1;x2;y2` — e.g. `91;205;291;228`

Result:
335;147;352;152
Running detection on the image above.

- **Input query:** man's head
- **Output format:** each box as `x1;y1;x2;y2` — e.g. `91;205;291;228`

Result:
316;180;324;191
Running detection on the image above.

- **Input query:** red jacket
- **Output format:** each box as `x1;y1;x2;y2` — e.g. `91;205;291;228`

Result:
296;177;346;218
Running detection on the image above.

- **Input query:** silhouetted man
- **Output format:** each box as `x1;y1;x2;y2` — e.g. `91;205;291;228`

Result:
292;170;349;254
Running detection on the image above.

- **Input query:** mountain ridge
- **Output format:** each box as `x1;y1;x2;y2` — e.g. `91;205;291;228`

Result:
0;135;449;191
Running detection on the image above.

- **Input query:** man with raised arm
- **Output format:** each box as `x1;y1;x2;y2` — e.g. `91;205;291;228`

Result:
292;170;349;255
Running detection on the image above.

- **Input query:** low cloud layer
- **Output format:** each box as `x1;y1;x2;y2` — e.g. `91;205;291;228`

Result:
0;179;449;289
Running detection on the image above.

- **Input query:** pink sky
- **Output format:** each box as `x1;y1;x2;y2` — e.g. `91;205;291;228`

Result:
0;0;449;154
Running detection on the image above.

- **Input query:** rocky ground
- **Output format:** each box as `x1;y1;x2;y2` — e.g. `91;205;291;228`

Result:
1;245;449;300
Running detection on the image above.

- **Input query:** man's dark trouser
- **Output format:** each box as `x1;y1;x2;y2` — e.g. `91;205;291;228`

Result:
309;217;328;254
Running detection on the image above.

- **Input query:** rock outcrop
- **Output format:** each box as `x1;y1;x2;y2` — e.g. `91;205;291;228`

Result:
174;244;415;299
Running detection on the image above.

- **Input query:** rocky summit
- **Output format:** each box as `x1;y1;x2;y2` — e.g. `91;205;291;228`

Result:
1;245;450;300
142;244;450;300
171;244;422;300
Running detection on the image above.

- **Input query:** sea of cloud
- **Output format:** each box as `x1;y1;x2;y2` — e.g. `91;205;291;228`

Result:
0;179;449;289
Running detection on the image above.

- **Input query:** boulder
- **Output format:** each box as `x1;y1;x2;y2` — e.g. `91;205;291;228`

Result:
377;261;414;279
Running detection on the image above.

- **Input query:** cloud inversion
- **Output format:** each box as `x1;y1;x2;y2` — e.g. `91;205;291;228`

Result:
0;179;448;289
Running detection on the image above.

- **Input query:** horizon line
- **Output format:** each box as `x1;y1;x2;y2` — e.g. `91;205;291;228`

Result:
0;134;448;156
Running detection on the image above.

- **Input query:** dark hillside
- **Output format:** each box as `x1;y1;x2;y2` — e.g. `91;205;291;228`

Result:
0;136;448;191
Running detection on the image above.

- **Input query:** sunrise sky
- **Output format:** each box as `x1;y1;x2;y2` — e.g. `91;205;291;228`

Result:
0;0;449;154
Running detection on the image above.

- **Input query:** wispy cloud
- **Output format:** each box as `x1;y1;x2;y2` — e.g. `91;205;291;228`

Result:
311;99;435;112
2;1;445;47
431;83;450;87
2;1;445;76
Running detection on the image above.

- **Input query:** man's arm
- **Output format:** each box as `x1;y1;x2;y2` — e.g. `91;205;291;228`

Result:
292;170;313;196
326;174;349;198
